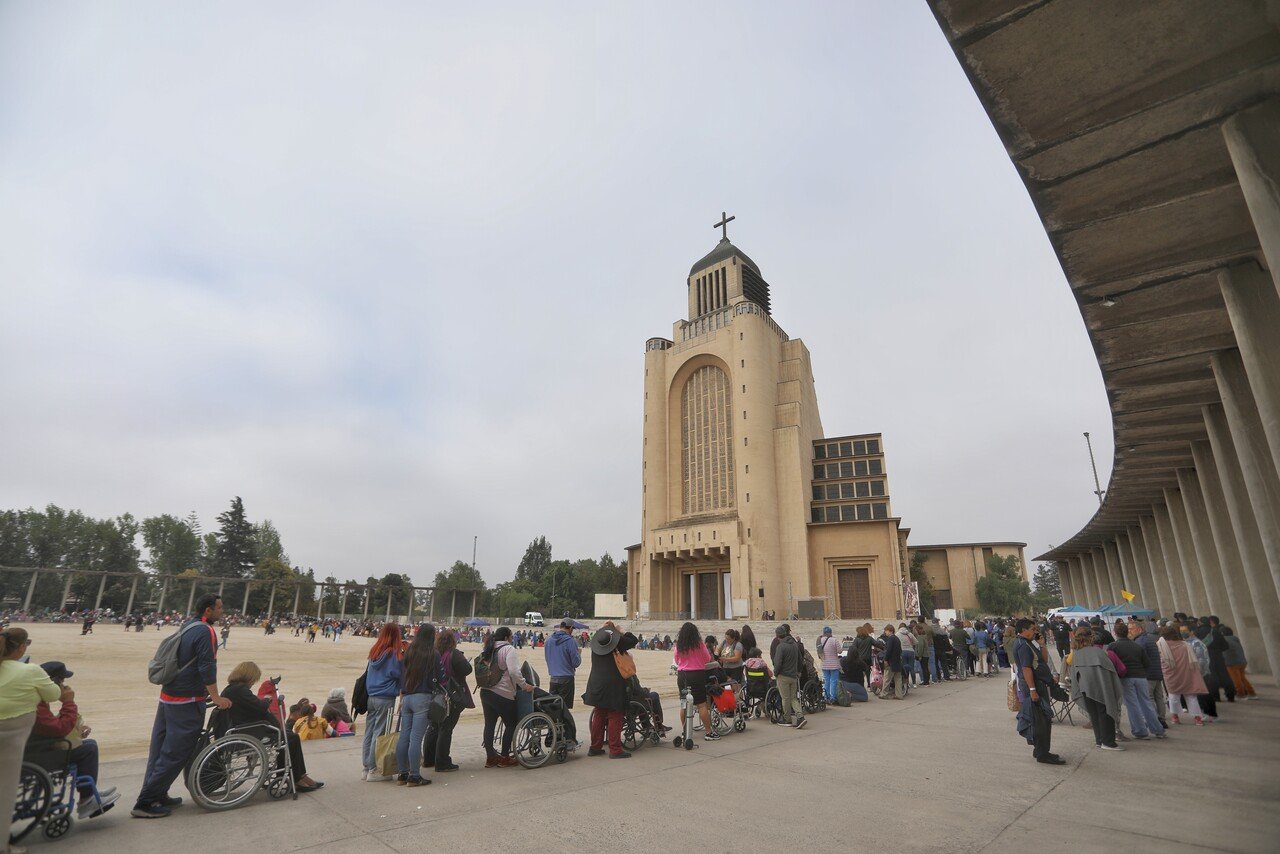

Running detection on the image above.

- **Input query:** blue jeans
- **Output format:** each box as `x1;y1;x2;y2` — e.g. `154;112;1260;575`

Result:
902;650;917;685
362;696;395;772
822;669;839;701
1122;677;1161;737
396;693;432;777
929;648;939;680
839;680;869;702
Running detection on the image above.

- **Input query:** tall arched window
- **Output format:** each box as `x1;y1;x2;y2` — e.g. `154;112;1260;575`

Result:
681;365;736;514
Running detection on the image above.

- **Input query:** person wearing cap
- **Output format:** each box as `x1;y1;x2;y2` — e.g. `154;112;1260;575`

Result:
545;619;582;748
31;661;121;818
816;627;841;702
583;625;632;757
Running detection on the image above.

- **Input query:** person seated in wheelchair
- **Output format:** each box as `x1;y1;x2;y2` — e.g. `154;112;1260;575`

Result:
220;662;324;793
31;661;120;819
626;675;669;734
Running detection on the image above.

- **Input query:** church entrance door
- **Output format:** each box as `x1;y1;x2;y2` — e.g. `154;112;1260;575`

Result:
838;568;871;619
698;573;719;620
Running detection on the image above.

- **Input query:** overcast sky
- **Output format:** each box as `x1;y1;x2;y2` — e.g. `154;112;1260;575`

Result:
0;2;1113;586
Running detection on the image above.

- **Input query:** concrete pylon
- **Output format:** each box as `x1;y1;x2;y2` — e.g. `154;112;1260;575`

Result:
60;573;73;610
1085;549;1107;604
1218;263;1280;482
1103;540;1128;600
1191;439;1277;678
94;574;107;611
1122;527;1154;610
1077;553;1099;606
23;570;39;611
1091;547;1115;603
1204;403;1280;667
1176;468;1238;628
1137;516;1173;616
125;575;138;617
1152;504;1190;612
1211;352;1280;594
1162;489;1211;615
1223;99;1280;300
1114;533;1141;604
1059;560;1076;605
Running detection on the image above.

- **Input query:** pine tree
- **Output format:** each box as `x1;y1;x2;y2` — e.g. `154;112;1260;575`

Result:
214;496;258;578
516;536;553;585
1031;563;1063;611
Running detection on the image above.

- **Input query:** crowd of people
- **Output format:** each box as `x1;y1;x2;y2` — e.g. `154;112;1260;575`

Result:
1;594;1266;851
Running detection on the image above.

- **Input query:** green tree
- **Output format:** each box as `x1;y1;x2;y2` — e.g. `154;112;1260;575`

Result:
142;514;203;575
246;557;298;614
214;497;258;577
433;560;485;591
251;520;289;565
492;579;538;621
974;554;1032;616
516;536;552;586
1031;563;1064;612
909;550;935;617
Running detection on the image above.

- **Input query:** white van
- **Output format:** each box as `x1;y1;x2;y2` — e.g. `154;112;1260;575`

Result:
523;611;545;627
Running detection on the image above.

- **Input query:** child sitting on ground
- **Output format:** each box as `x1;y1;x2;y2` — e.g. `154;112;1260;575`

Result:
321;707;354;736
290;699;329;740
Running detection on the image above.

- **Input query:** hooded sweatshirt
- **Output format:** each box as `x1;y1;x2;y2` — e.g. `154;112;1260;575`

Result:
544;630;582;678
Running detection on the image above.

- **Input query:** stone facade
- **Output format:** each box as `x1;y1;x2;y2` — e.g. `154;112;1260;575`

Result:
626;235;908;622
906;542;1028;613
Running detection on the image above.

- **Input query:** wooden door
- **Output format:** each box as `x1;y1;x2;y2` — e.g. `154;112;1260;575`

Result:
698;573;720;619
838;568;871;619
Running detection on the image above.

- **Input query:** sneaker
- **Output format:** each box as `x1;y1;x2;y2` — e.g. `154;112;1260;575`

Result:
497;756;519;767
1154;732;1168;739
587;747;606;756
608;751;633;758
703;732;720;741
693;722;703;731
1194;716;1205;726
793;717;807;730
360;769;368;781
365;773;393;782
78;792;119;819
1036;755;1067;765
396;773;409;785
158;795;183;808
436;763;459;772
1133;733;1149;740
484;755;501;768
130;802;170;819
1170;714;1181;725
778;721;794;727
405;777;430;787
97;786;117;799
1099;743;1125;751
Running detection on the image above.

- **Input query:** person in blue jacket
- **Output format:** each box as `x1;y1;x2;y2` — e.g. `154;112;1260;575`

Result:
544;620;581;746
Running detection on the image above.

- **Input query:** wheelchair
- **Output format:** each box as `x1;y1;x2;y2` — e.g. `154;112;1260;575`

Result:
10;737;109;845
184;684;297;810
508;665;575;769
621;691;667;751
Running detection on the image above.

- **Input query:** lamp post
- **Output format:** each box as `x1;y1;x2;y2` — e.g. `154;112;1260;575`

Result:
1083;432;1105;506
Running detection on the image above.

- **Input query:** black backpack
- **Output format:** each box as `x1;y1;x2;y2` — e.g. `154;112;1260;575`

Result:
352;667;369;717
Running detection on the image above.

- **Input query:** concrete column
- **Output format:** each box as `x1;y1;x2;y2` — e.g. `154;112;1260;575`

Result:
429;590;436;621
340;590;348;622
267;583;277;620
450;589;457;622
1059;561;1076;605
1103;540;1127;600
407;588;415;624
1123;526;1156;612
23;569;39;611
1091;548;1115;603
362;588;370;620
1192;439;1276;677
1138;516;1173;616
1223;99;1280;299
218;580;225;599
185;580;197;616
316;584;324;619
61;573;74;609
385;589;392;622
1204;403;1280;677
1176;467;1238;628
470;590;477;618
1218;263;1280;480
94;573;107;611
1113;533;1140;604
241;581;252;615
125;575;139;617
1152;504;1191;611
1163;488;1212;615
292;586;301;617
1080;550;1100;604
1211;352;1280;592
157;578;169;613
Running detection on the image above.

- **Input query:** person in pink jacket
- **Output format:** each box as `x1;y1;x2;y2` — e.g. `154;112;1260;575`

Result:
816;627;842;701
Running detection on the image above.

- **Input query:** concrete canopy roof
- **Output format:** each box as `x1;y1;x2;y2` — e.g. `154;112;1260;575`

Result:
924;1;1280;562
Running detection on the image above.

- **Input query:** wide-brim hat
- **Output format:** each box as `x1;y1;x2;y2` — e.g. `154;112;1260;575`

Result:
41;661;73;680
590;628;621;655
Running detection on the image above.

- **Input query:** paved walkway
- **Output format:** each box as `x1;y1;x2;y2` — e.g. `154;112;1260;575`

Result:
24;677;1279;853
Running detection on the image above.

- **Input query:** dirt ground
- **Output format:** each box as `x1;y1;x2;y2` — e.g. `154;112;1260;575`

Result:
15;622;689;760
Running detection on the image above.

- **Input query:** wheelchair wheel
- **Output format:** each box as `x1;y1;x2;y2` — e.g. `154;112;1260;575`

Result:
733;714;747;733
802;681;826;713
621;719;640;752
513;712;558;769
10;761;54;845
709;707;732;736
42;806;72;840
764;687;783;724
189;734;269;811
266;776;292;800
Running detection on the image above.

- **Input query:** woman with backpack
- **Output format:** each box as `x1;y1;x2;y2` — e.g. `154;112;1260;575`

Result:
478;626;533;768
423;629;472;772
362;623;404;782
394;624;440;786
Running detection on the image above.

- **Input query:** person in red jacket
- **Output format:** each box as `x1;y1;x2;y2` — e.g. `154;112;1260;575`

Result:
31;661;120;819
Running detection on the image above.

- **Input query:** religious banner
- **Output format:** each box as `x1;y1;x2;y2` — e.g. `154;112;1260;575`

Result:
1121;589;1135;603
904;581;921;617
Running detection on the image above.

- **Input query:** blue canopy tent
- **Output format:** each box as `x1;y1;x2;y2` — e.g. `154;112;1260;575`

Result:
463;618;491;627
568;620;589;630
1098;603;1156;617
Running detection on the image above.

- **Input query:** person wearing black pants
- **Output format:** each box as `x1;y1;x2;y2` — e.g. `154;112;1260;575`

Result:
1082;696;1117;747
424;632;473;772
477;628;533;768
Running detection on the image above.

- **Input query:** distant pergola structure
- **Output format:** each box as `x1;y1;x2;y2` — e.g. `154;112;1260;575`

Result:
0;566;481;624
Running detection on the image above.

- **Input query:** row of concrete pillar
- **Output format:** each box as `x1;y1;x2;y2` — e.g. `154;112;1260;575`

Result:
1058;101;1280;681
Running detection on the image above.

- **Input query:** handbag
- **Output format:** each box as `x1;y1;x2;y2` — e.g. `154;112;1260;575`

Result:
614;650;637;679
1007;679;1021;713
374;702;400;776
428;692;450;724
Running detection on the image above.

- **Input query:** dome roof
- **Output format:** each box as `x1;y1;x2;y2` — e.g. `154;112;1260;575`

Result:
689;238;760;277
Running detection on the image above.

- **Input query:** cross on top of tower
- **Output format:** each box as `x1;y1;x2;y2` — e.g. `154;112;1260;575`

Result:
714;211;735;241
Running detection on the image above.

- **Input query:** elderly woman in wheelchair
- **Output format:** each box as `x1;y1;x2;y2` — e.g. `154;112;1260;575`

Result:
180;661;322;811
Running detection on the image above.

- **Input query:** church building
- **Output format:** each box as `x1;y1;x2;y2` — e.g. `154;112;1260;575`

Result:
626;216;910;622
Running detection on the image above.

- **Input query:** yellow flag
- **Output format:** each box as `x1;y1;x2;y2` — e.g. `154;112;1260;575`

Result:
1121;589;1135;602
